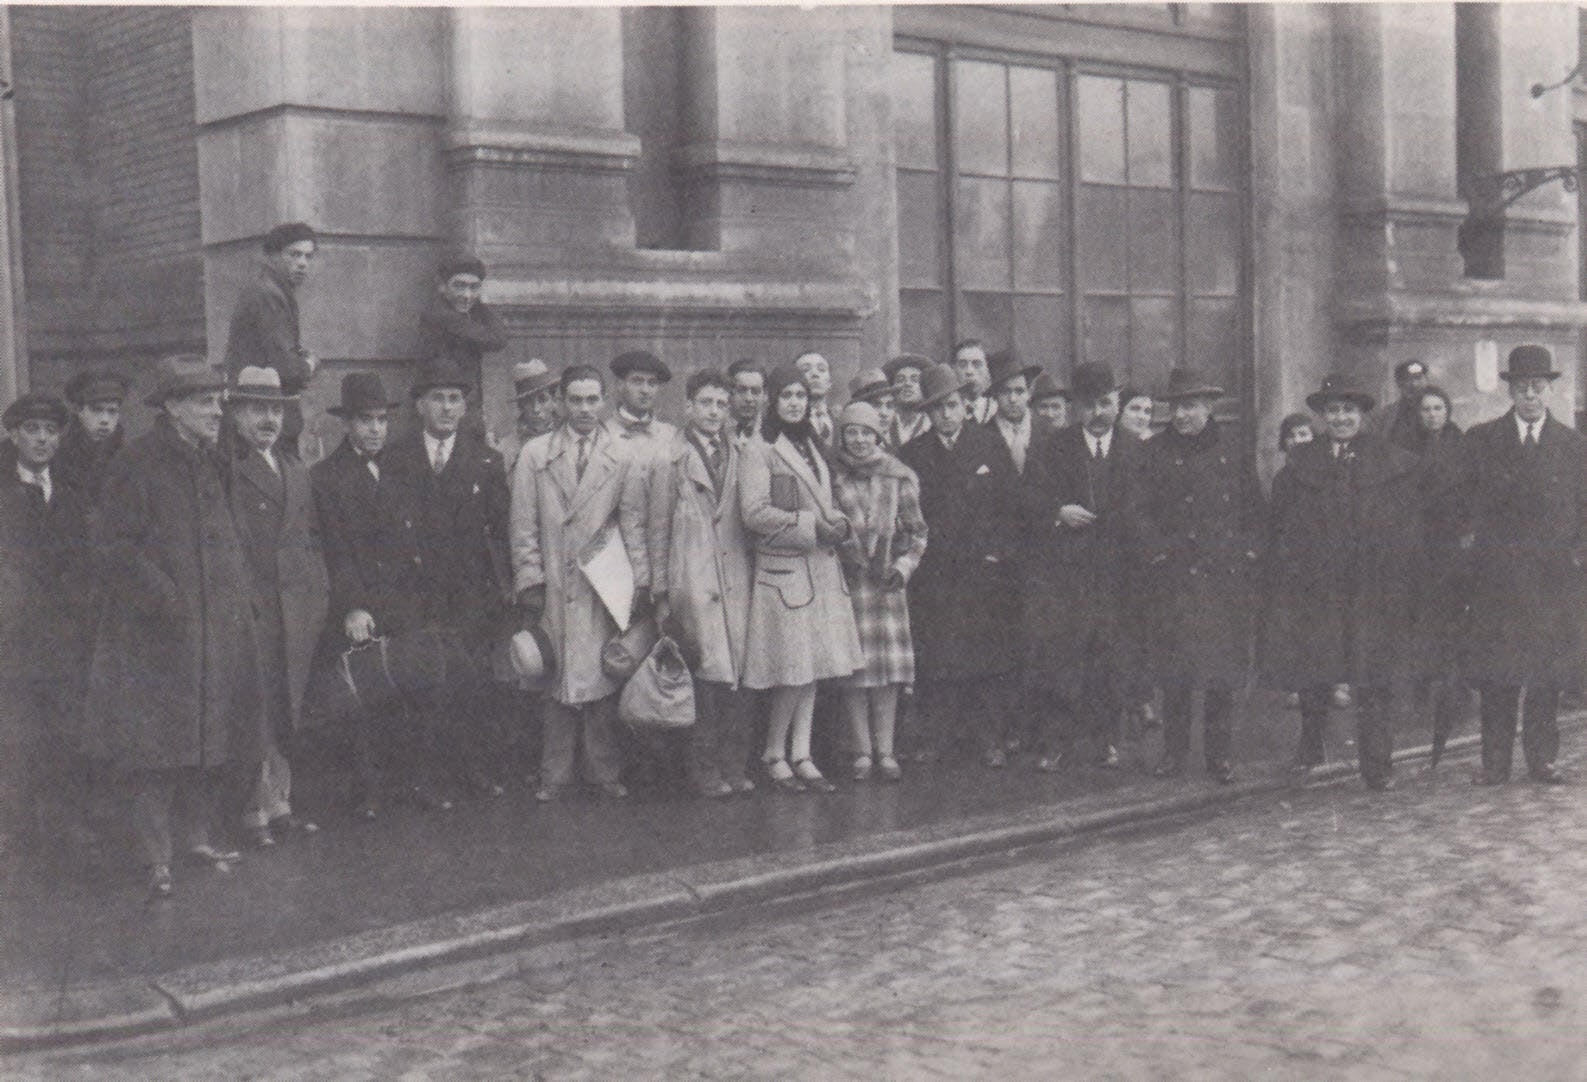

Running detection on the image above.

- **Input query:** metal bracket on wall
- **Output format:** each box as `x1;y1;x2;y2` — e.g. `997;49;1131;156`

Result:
1465;166;1580;214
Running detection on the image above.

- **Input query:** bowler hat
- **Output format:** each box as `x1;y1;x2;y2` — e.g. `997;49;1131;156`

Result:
1161;367;1225;402
1500;344;1560;382
1305;374;1376;413
437;251;486;282
228;365;298;403
986;350;1043;392
611;350;672;383
263;222;316;253
410;359;474;398
329;372;401;418
883;353;931;380
3;393;69;430
63;366;130;407
513;359;559;401
1029;372;1069;404
917;363;975;410
1071;362;1119;403
144;354;226;407
847;368;893;405
838;400;887;440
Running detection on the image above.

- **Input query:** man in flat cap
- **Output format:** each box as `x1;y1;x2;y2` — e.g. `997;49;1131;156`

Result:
223;222;320;456
225;367;330;847
727;359;766;446
885;354;932;449
54;366;130;506
416;252;508;442
605;351;676;624
1261;373;1425;791
85;356;265;896
0;394;95;856
1376;358;1430;448
1462;345;1587;786
501;358;561;472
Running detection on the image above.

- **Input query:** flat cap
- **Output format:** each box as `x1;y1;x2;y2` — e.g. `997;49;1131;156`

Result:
263;222;317;253
3;393;69;430
611;350;672;383
63;366;130;406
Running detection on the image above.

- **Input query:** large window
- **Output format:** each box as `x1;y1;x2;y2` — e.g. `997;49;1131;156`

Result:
893;47;1244;396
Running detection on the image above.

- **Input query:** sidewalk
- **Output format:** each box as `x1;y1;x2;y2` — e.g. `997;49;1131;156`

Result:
0;690;1512;1049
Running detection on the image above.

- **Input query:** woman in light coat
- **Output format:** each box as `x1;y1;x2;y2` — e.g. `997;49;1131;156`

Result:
831;402;926;782
740;364;863;793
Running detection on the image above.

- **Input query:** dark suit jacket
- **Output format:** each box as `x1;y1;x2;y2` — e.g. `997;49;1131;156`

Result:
223;265;313;442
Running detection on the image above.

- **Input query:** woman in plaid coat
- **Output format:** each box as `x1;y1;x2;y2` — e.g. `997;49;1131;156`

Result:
831;402;928;782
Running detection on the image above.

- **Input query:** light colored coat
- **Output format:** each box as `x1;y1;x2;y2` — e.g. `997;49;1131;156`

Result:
511;425;649;705
649;431;753;686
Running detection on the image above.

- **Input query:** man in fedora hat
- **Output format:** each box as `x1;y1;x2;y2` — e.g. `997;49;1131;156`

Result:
1462;344;1587;786
223;222;320;456
0;393;95;856
1021;361;1140;771
54;366;130;506
1260;373;1425;791
899;363;1021;766
502;359;561;471
225;367;330;847
1029;371;1070;438
885;353;932;449
1128;369;1262;783
85;356;265;895
986;351;1043;475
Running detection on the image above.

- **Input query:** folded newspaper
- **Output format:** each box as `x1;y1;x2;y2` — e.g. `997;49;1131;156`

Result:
579;525;634;632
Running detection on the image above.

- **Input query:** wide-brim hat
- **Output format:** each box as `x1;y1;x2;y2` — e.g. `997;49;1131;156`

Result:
63;366;130;407
986;350;1043;392
3;393;69;430
329;372;401;418
507;624;557;689
144;354;226;407
1029;372;1069;404
1161;367;1225;402
410;359;474;398
1305;374;1376;413
1500;344;1560;382
1071;362;1119;403
883;353;931;380
918;363;975;410
611;350;672;383
228;365;299;403
847;367;893;404
513;359;559;401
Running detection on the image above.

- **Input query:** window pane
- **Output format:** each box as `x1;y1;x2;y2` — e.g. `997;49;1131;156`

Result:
897;171;942;289
1186;191;1240;296
1013;293;1068;370
1126;79;1173;188
1188;84;1238;191
954;176;1012;291
1128;187;1179;294
1075;184;1128;293
957;291;1014;350
900;289;947;360
1081;294;1130;371
1188;296;1239;386
1013;180;1064;291
953;60;1009;176
1130;296;1179;389
1076;75;1126;184
892;51;939;172
1009;66;1061;179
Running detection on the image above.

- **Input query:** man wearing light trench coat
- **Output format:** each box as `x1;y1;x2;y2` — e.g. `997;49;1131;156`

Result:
510;368;650;801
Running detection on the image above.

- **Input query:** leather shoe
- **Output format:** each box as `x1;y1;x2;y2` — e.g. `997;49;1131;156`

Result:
792;759;836;793
877;755;902;782
1098;745;1121;769
246;825;276;849
271;815;318;835
1472;770;1508;786
1530;764;1566;785
598;781;630;800
535;785;564;803
698;780;734;800
732;778;757;795
148;864;173;898
185;844;240;868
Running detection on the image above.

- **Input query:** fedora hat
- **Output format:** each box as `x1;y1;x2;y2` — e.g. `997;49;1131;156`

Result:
410;359;474;398
228;365;298;403
1161;367;1225;402
1071;362;1119;403
1305;374;1377;413
883;353;931;380
329;372;401;418
611;350;672;383
1029;371;1069;404
3;392;69;430
986;350;1043;392
1500;344;1560;382
847;368;893;405
63;366;130;407
513;359;559;401
917;363;975;410
506;624;557;690
144;354;225;408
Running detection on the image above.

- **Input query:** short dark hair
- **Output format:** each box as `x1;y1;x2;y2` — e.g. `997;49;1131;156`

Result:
952;338;984;357
1278;412;1312;451
560;365;605;395
686;368;731;401
727;358;763;382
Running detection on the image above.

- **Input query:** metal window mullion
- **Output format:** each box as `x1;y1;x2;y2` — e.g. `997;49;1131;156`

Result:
1064;62;1082;372
941;47;960;354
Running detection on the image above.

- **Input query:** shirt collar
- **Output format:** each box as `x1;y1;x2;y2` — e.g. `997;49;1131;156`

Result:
1084;428;1112;456
16;460;47;486
996;413;1029;439
1516;412;1546;441
936;428;960;451
617;407;652;431
422;430;455;454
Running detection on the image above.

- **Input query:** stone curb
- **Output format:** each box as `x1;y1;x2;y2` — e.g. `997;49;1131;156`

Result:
0;731;1485;1053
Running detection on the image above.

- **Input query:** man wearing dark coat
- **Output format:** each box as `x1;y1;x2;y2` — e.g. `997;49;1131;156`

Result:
0;395;94;854
85;356;265;896
1021;362;1142;771
222;222;319;455
226;367;331;847
53;366;129;507
899;364;1021;765
1128;369;1264;784
415;252;508;442
1261;374;1426;790
1461;345;1587;786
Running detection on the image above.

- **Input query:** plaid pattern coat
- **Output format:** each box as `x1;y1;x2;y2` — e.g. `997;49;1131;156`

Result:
832;452;927;687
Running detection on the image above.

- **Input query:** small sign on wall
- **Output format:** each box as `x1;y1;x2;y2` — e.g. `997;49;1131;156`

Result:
1474;338;1500;394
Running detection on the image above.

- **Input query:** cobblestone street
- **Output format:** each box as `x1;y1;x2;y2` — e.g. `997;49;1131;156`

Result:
22;746;1587;1081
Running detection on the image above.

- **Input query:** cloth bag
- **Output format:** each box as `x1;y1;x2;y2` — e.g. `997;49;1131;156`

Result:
618;636;696;730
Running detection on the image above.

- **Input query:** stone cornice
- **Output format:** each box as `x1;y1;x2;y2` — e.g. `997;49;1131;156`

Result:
486;272;874;330
1338;196;1469;228
1337;290;1587;334
445;123;640;175
673;141;857;189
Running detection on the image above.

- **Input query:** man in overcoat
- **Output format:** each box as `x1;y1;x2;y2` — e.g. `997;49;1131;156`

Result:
1128;369;1263;783
86;356;265;896
226;367;330;846
899;364;1021;766
1021;362;1141;771
649;369;756;798
54;366;129;507
222;222;319;455
1261;374;1425;790
382;360;514;798
513;365;650;801
1461;345;1587;785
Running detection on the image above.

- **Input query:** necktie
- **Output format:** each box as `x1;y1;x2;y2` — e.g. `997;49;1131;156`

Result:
431;440;447;474
706;437;723;492
576;436;589;481
1092;438;1104;461
1524;424;1539;449
20;469;47;506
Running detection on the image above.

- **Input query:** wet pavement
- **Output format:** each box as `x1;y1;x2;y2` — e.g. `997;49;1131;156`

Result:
3;688;1467;997
16;712;1585;1078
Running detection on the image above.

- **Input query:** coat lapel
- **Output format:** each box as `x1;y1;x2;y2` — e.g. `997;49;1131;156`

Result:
771;435;832;514
567;428;617;519
236;449;285;506
546;428;579;511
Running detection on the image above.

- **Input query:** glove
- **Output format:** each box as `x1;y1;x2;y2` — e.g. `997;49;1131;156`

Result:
517;585;546;626
631;587;655;621
883;567;907;591
815;514;850;545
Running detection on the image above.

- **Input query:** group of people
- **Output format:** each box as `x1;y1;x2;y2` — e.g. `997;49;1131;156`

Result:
2;222;1582;899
